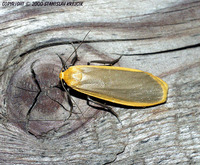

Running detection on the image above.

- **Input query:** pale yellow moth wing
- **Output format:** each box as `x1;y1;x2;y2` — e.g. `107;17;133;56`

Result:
63;65;168;107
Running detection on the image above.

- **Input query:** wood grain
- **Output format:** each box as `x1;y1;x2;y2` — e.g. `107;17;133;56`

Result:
0;0;200;164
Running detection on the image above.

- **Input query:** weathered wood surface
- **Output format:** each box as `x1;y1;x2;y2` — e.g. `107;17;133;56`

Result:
0;0;200;164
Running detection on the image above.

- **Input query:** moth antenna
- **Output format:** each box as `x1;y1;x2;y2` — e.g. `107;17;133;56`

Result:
64;30;91;67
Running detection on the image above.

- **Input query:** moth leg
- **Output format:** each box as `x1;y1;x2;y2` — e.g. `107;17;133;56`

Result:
65;91;74;120
59;79;75;120
46;94;79;115
87;55;122;66
87;96;121;122
26;60;42;133
56;54;67;71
